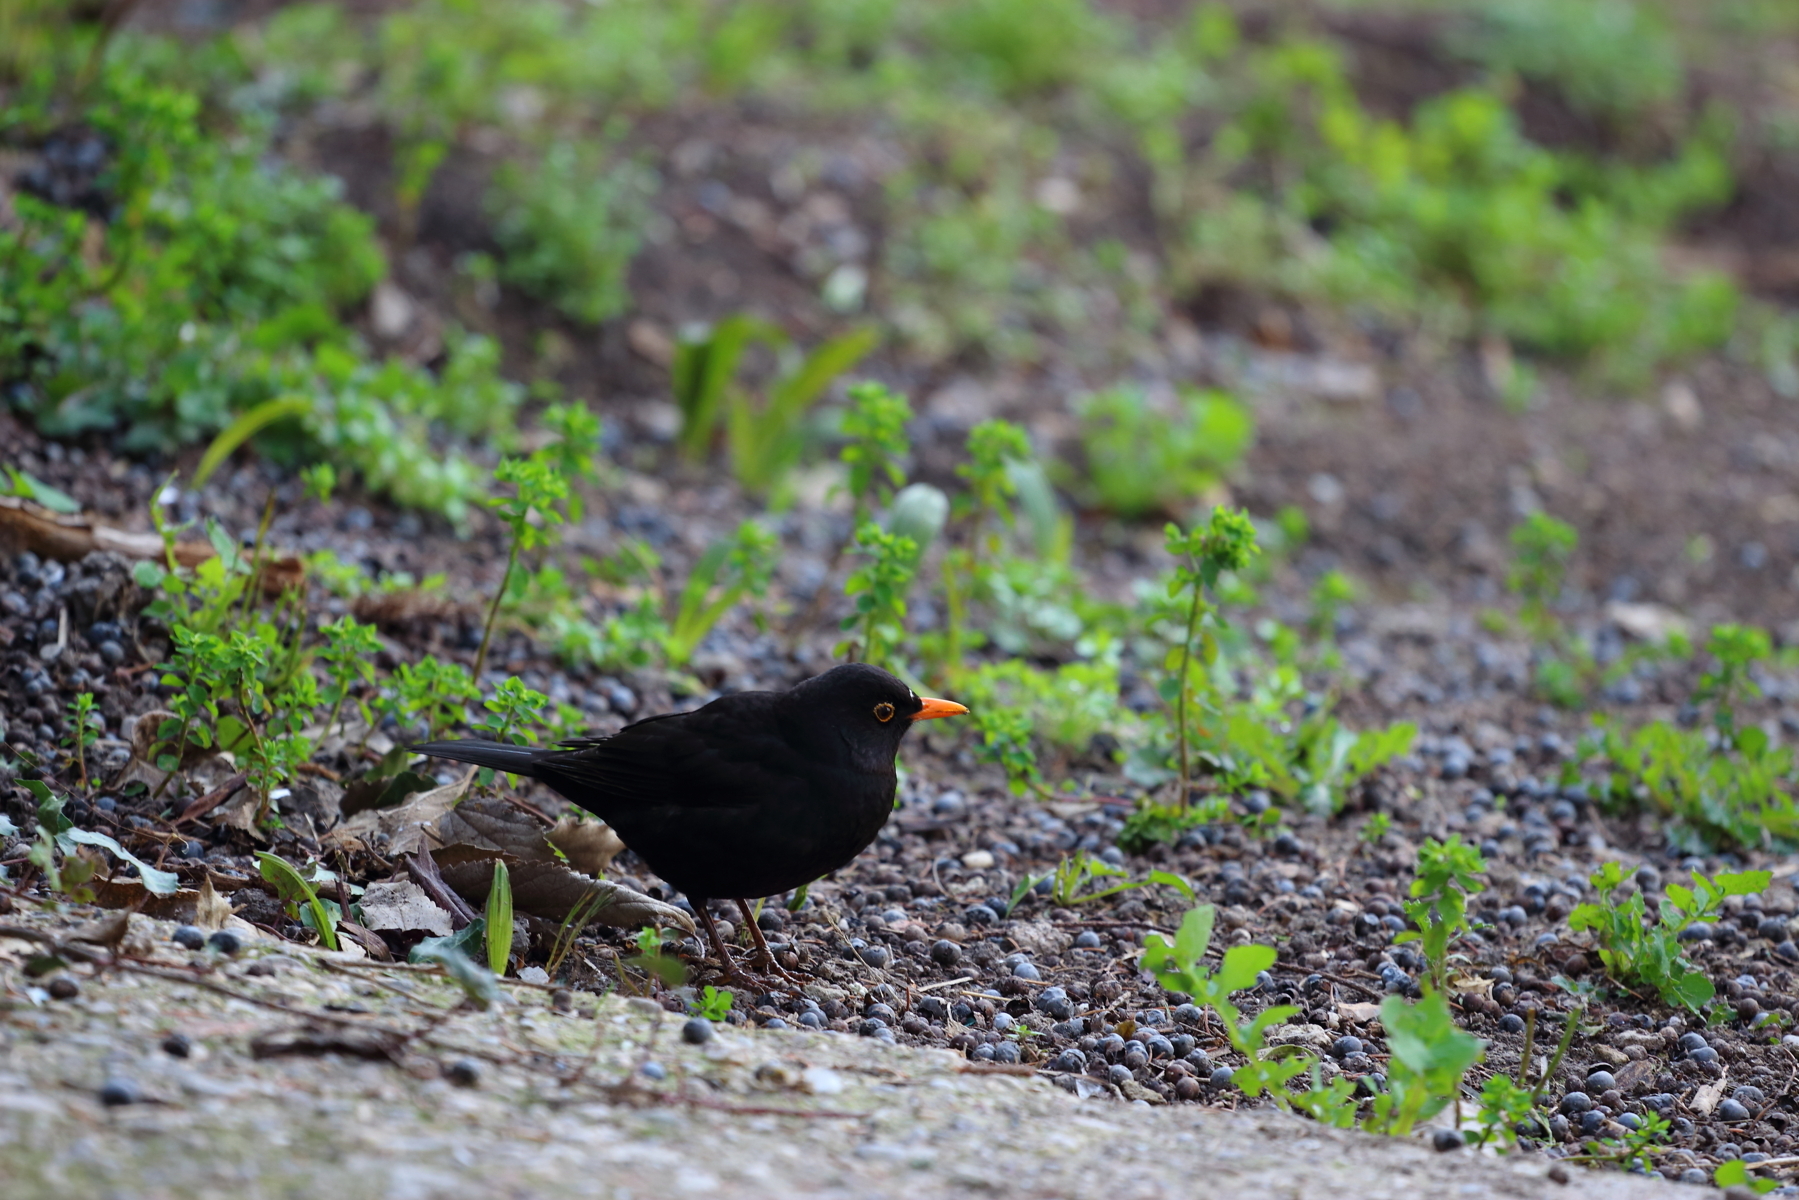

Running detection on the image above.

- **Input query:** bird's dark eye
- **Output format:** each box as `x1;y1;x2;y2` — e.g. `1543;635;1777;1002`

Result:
873;702;896;723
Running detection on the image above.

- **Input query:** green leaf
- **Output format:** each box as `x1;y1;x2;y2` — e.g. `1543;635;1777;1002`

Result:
1146;870;1196;901
132;560;167;589
66;828;182;896
411;925;502;1009
256;852;340;951
485;860;514;976
0;814;15;838
1172;904;1216;970
1714;870;1773;898
1670;970;1715;1012
1216;943;1276;993
191;395;313;489
3;466;80;513
411;916;487;966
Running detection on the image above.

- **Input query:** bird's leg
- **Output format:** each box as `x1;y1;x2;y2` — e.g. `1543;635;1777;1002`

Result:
692;900;756;989
735;898;804;987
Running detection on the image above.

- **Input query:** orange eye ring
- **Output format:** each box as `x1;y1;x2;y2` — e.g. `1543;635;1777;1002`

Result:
873;702;896;723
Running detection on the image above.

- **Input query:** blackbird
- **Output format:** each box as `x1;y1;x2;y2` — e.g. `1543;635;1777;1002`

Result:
413;663;967;983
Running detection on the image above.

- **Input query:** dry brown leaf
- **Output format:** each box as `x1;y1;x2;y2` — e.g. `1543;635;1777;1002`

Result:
68;911;130;948
546;816;625;875
326;769;473;855
89;878;204;921
358;880;454;937
195;876;234;930
435;856;694;935
1338;1001;1383;1026
1693;1074;1727;1117
1613;1059;1657;1094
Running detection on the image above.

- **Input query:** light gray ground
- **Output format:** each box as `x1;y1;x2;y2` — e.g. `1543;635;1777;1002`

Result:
0;908;1686;1200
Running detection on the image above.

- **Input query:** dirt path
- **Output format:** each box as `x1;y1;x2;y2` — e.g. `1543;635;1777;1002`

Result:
0;911;1681;1200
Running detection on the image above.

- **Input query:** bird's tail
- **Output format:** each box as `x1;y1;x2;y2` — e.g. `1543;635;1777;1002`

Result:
411;739;545;775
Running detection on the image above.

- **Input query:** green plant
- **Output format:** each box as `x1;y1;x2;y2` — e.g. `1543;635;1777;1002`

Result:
1161;508;1261;807
257;852;341;951
1360;812;1391;845
61;692;101;789
318;616;383;737
626;925;687;989
485;860;514;976
664;521;780;666
1569;861;1770;1010
474;455;571;679
1360;991;1485;1137
839;382;914;520
1471;1073;1537;1150
1395;835;1487;995
693;984;734;1021
1026;852;1195;907
837;522;918;667
478;677;551;750
1715;1159;1780;1196
487;138;654;325
1597;624;1799;849
671;316;878;495
1072;385;1252;517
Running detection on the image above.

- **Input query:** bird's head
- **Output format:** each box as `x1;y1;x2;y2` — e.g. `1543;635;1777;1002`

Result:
783;662;968;768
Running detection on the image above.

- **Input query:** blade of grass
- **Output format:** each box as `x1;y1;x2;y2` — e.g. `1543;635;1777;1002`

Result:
486;859;514;976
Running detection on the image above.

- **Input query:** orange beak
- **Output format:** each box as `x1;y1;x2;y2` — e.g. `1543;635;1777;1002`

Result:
912;696;969;721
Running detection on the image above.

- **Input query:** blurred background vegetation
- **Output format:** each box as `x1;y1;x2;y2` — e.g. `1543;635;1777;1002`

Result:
2;0;1798;518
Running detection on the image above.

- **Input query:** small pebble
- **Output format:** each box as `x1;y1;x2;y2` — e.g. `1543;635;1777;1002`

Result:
161;1032;191;1058
1011;961;1041;981
992;1042;1020;1065
1717;1099;1752;1123
444;1059;480;1087
639;1062;666;1081
930;939;961;967
172;926;206;951
1586;1069;1616;1092
682;1018;715;1045
1431;1129;1463;1152
1678;1168;1708;1185
1498;1013;1525;1033
1560;1091;1592;1115
98;1078;141;1107
47;977;79;1001
1073;931;1102;949
1208;1066;1235;1088
207;930;242;956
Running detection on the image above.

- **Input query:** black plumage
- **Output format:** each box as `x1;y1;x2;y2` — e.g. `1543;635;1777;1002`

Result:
413;663;967;981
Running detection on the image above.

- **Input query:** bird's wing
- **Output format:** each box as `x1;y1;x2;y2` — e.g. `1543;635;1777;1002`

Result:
534;700;800;815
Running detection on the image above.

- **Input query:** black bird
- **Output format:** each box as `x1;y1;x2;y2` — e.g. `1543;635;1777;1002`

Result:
413;663;967;983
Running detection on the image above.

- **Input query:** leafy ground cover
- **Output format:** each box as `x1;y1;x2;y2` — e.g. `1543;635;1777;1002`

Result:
6;0;1799;1194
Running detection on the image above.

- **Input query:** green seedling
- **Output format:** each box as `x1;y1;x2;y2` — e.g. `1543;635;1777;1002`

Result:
61;692;101;789
318;616;382;737
627;925;687;990
663;520;780;666
1395;835;1487;995
1360;991;1485;1137
475;455;571;680
1161;507;1260;809
693;985;734;1021
1359;812;1391;845
837;522;918;667
1569;861;1770;1011
1019;852;1195;907
485;859;514;976
257;852;341;952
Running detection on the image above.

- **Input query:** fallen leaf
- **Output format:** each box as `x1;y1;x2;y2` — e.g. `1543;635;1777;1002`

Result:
325;769;473;855
546;816;625;875
1693;1075;1727;1117
359;880;455;937
1338;1001;1382;1026
195;876;234;930
67;911;130;948
1613;1059;1657;1093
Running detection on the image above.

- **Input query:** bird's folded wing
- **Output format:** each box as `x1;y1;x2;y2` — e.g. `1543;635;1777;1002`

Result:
536;708;797;812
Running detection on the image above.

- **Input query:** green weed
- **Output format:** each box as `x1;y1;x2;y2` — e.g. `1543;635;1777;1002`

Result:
1072;386;1253;518
1569;861;1770;1011
1394;835;1487;995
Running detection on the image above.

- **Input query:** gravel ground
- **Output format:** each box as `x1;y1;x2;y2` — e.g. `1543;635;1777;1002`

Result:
0;907;1691;1200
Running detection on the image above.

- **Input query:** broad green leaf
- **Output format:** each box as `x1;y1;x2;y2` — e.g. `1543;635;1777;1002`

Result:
1715;870;1772;898
1671;971;1714;1011
1216;943;1275;993
67;828;181;896
1172;904;1216;969
3;466;80;513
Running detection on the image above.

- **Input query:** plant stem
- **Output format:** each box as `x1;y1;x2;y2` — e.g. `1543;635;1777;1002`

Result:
473;536;521;683
1174;568;1204;812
